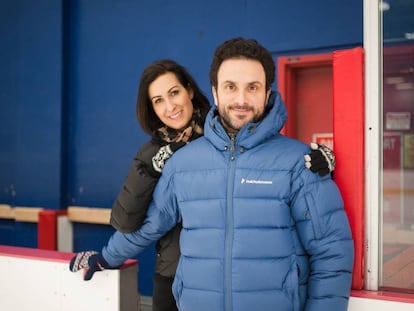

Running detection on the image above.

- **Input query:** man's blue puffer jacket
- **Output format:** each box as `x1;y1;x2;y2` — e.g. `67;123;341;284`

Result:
103;92;354;311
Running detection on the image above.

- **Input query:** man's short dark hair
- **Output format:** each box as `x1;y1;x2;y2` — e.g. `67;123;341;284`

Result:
209;37;275;90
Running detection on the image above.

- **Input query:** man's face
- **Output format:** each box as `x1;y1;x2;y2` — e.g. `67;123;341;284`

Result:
212;58;270;133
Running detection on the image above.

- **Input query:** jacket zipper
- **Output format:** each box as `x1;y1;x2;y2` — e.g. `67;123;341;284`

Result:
225;134;236;311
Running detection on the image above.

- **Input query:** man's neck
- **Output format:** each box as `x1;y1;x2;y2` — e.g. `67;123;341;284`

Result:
228;132;237;139
218;117;239;137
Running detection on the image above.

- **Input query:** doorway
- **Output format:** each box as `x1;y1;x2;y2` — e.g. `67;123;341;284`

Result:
277;53;333;148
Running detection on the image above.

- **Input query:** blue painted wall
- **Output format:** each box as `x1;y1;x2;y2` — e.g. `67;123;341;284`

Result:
0;0;63;208
0;0;363;296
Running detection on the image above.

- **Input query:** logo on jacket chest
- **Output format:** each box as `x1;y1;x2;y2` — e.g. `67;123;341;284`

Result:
240;178;273;185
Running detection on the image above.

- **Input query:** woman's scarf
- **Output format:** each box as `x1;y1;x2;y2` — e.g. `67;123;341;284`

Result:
155;108;204;144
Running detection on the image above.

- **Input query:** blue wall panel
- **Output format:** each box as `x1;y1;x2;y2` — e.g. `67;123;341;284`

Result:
0;220;37;249
14;222;38;248
0;220;17;245
246;1;363;53
0;0;63;208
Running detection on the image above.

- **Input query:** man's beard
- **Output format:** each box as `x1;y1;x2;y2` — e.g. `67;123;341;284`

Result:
218;104;263;134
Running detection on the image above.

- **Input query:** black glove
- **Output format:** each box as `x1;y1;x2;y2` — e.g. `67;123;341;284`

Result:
152;141;186;174
304;142;336;177
69;250;113;281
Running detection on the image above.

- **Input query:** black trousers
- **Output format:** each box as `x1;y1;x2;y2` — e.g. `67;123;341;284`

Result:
152;273;178;311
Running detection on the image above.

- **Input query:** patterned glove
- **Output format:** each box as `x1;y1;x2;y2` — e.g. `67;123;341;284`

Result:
69;251;113;281
304;142;336;177
152;141;186;173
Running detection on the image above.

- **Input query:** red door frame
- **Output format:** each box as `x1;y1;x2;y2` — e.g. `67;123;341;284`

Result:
277;49;365;290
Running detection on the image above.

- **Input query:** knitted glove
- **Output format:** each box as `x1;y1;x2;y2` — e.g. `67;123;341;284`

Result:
304;142;336;177
69;251;113;281
152;141;186;173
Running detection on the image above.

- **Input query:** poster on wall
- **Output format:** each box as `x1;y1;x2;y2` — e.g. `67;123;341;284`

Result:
382;132;403;225
404;134;414;169
386;112;411;130
383;132;402;169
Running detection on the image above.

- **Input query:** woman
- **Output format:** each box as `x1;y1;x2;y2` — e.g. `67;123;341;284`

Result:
69;59;334;311
111;60;210;311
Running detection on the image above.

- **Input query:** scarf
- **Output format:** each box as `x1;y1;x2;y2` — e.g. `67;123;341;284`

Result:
155;108;204;144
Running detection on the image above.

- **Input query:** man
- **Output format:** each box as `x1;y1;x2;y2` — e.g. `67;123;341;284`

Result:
85;38;354;311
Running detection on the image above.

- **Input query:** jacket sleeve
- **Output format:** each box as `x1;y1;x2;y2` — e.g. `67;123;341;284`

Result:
103;201;177;267
110;142;160;233
103;166;180;267
290;166;354;311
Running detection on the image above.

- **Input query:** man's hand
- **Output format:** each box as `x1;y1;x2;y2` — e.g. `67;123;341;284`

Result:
152;141;186;174
69;251;113;281
304;142;336;177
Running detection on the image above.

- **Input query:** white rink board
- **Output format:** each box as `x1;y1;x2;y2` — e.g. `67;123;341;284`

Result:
0;250;140;311
348;295;414;311
1;246;413;311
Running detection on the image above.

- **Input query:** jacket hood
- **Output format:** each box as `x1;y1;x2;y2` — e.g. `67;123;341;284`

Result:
204;91;287;150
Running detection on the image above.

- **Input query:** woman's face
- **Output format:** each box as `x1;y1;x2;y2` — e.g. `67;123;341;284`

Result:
149;72;194;130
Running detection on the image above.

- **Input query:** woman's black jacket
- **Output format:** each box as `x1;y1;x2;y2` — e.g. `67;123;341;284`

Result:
110;138;180;277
